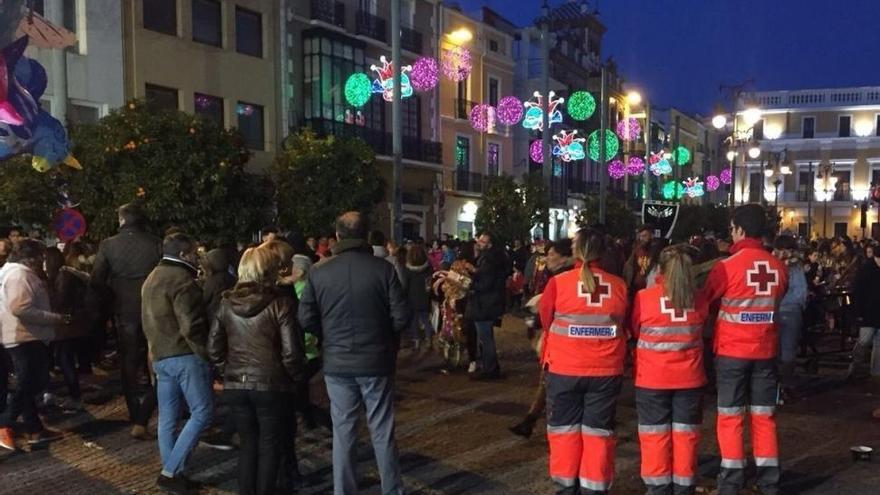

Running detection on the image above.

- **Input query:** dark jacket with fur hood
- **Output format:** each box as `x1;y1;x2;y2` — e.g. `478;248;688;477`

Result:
403;262;433;312
208;283;306;392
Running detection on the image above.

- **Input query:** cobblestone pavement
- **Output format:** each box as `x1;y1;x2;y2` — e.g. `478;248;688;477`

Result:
1;316;879;494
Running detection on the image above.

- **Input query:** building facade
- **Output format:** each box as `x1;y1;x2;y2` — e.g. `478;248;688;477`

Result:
288;0;445;239
28;0;125;126
737;87;880;239
438;5;515;239
122;0;283;170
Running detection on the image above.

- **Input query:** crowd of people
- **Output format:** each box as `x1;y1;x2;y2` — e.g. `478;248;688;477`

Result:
0;200;879;495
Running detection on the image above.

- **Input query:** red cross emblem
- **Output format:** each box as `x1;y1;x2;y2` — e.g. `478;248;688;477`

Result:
746;261;779;296
660;297;690;322
577;273;611;307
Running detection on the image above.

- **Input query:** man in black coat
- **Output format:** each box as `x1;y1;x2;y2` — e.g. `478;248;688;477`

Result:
298;211;410;495
467;233;509;379
91;203;161;439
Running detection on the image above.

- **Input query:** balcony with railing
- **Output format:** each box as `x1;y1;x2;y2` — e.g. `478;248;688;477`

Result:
310;0;345;28
400;26;423;54
304;118;442;164
455;99;477;120
355;10;387;43
454;170;486;194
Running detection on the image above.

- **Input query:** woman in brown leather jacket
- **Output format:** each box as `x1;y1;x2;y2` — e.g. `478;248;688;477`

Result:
208;246;306;495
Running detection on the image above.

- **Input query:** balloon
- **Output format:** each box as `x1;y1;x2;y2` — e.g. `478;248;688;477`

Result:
14;57;47;100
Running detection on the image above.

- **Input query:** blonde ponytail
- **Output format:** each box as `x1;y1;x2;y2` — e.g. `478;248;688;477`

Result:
574;228;606;294
659;244;695;310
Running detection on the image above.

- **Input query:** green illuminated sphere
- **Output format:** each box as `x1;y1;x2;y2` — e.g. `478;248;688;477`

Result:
588;129;619;162
662;180;684;200
567;91;596;121
344;73;372;108
673;146;691;166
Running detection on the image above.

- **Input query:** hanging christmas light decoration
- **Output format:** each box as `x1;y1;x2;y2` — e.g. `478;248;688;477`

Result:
441;46;472;81
719;168;733;185
587;129;619;162
607;159;626;179
706;175;721;191
625;156;645;176
662;180;684;200
529;140;544;163
344;73;373;108
552;129;586;162
615;117;641;141
567;91;596;121
469;103;496;132
410;57;439;92
496;96;523;125
649;151;672;176
369;56;413;102
522;91;564;131
683;177;705;198
672;145;691;166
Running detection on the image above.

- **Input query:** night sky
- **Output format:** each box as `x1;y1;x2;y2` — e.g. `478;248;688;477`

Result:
461;0;880;114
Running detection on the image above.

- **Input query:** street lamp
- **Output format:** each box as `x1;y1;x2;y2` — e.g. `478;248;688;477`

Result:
447;27;473;45
748;145;761;159
726;150;736;162
712;114;727;130
814;163;837;238
626;91;642;106
743;107;762;127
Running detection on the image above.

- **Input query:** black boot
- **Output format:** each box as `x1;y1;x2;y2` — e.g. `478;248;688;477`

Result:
509;415;538;438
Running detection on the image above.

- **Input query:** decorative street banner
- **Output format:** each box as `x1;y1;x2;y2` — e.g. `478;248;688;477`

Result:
642;201;680;239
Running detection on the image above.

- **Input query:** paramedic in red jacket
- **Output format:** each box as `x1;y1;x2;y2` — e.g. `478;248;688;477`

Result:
631;244;707;495
699;204;788;495
539;228;628;495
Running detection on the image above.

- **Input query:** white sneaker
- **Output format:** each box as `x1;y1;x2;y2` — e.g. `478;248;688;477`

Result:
468;361;477;373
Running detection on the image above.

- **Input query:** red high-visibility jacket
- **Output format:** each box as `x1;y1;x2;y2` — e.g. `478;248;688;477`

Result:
540;262;628;376
630;279;707;389
699;238;788;360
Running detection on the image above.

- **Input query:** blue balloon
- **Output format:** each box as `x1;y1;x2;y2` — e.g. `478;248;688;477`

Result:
30;110;69;165
14;58;48;101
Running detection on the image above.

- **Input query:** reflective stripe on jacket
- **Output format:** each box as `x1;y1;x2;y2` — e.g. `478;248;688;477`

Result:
699;239;788;360
540;264;628;376
631;281;707;389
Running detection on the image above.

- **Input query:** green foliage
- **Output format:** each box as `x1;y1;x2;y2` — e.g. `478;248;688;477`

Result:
574;196;637;239
271;129;385;235
68;100;272;243
475;172;548;246
0;156;57;228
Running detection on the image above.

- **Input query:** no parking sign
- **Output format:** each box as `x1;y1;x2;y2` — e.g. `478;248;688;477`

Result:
52;208;87;242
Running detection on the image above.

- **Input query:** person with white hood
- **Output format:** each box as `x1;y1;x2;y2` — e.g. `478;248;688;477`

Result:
0;239;70;451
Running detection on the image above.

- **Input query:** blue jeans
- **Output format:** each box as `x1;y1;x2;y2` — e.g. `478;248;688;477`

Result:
325;375;404;495
474;320;498;374
854;327;880;376
777;311;802;365
408;311;433;343
153;354;213;477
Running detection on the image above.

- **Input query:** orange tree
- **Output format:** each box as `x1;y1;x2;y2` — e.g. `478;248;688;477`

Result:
68;100;272;243
271;129;385;236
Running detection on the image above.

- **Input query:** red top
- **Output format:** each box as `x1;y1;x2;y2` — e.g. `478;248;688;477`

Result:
540;262;629;376
699;238;788;360
630;278;707;389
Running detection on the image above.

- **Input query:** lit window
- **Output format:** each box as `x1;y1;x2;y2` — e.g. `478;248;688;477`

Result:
194;93;223;126
237;102;264;150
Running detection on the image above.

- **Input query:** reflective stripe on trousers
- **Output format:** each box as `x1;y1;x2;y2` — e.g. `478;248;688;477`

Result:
580;477;610;491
